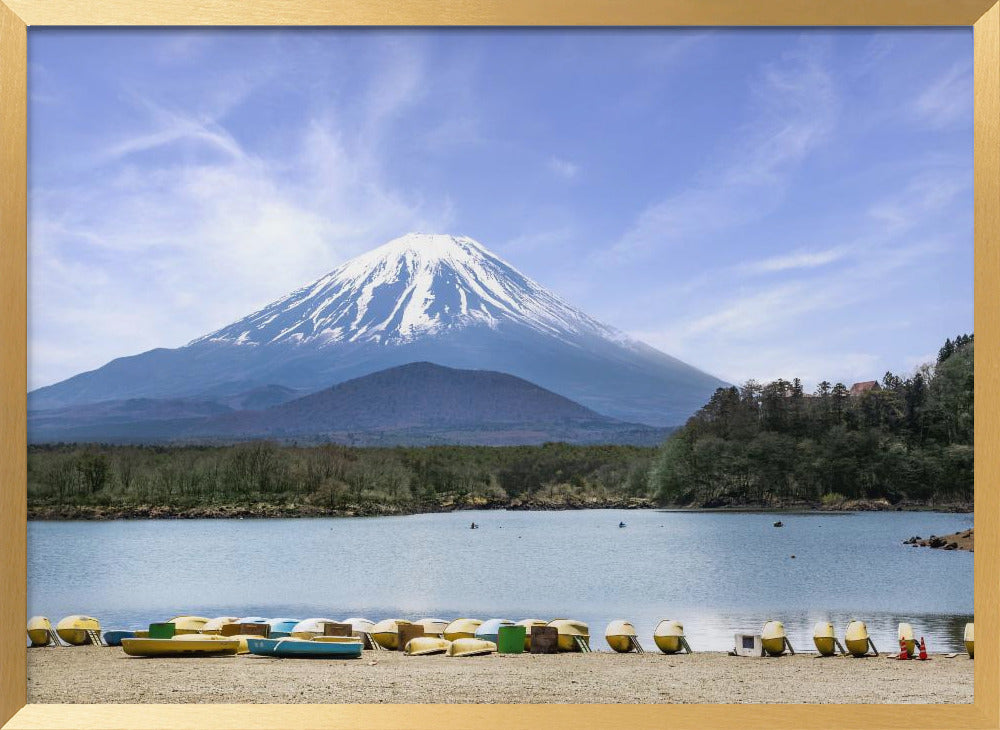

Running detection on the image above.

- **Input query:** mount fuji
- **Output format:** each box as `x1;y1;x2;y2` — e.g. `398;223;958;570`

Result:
29;233;726;436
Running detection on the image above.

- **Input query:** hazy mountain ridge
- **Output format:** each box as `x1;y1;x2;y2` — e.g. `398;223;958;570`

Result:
29;233;727;429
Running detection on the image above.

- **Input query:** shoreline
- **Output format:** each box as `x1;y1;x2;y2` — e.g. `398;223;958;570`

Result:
27;499;973;521
26;646;973;704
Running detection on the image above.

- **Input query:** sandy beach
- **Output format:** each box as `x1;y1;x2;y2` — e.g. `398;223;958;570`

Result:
27;646;973;704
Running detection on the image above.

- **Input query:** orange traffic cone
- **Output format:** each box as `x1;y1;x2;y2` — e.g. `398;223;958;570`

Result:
918;637;928;660
897;637;909;660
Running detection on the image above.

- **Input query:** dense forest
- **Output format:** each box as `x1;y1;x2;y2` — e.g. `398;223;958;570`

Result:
650;335;974;508
27;335;973;518
27;442;655;518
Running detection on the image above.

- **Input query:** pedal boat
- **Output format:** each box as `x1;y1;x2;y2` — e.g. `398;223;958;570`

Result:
605;620;640;653
761;620;789;656
370;618;412;650
27;616;54;647
812;621;839;656
965;622;974;659
56;615;101;645
121;635;239;657
443;618;482;641
845;620;875;657
475;619;515;645
653;620;686;654
547;619;590;652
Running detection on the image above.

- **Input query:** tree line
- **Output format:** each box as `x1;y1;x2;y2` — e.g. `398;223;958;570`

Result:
649;335;973;507
27;442;655;515
27;334;974;516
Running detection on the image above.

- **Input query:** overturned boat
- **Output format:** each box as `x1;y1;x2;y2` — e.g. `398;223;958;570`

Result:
446;638;496;657
845;620;877;657
404;637;452;656
475;619;515;645
653;620;689;654
812;621;844;656
200;617;240;635
964;622;974;659
370;618;412;650
27;617;56;647
415;618;449;637
290;618;338;639
515;619;547;650
548;619;591;652
605;620;643;653
266;618;301;638
56;615;101;646
165;616;211;635
443;618;482;641
898;622;916;656
761;621;792;656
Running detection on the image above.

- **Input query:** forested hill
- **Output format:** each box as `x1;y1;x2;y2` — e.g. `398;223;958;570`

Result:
650;335;974;508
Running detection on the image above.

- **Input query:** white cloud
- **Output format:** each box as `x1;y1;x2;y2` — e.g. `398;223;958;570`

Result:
547;157;580;180
28;43;454;389
606;37;837;262
742;246;849;274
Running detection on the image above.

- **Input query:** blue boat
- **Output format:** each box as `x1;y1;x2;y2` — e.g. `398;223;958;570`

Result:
271;638;362;659
102;630;136;647
475;618;515;645
266;618;300;638
247;638;281;656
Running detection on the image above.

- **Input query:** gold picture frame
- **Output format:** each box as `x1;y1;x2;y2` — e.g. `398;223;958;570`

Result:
1;1;997;727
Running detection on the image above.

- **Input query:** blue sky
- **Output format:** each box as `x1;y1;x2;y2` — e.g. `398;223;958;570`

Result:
28;28;973;391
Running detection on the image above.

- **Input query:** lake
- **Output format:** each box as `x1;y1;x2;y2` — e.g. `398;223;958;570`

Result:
27;509;974;652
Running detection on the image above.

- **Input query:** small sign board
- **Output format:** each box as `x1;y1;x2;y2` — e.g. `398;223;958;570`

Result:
733;633;763;657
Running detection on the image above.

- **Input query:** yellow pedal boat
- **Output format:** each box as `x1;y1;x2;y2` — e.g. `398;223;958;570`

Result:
845;620;875;657
605;620;640;653
761;621;789;656
812;622;841;656
370;618;411;650
516;619;547;650
165;616;211;634
547;619;590;652
446;638;496;657
415;618;449;637
200;617;240;635
121;636;239;657
290;618;338;639
897;622;916;656
443;618;482;641
404;637;452;656
653;620;686;654
964;622;974;659
56;615;101;645
27;616;54;647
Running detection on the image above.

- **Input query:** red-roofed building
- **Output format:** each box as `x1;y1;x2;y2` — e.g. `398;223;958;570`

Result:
849;380;880;396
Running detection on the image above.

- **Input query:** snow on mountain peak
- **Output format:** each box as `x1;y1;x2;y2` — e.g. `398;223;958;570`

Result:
193;233;628;348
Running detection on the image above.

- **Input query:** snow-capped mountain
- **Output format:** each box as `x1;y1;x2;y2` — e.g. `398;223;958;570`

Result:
29;233;727;428
192;233;626;348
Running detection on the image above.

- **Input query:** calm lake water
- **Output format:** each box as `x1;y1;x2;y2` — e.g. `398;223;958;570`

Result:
28;509;974;652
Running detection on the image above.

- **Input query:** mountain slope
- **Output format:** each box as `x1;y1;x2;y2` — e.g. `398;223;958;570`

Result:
29;233;726;426
29;363;672;446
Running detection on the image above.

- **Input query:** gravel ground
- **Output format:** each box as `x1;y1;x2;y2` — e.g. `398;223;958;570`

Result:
27;646;973;704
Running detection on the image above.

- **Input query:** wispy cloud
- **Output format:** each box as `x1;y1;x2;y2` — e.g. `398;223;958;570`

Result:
742;245;850;274
29;36;454;388
547;156;580;180
606;37;837;262
912;59;973;129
